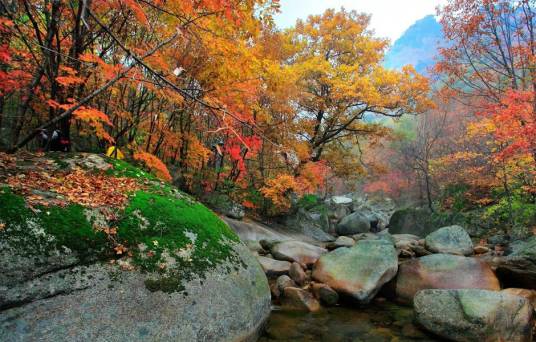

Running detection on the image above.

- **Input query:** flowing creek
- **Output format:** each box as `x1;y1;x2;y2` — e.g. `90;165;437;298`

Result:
260;302;440;342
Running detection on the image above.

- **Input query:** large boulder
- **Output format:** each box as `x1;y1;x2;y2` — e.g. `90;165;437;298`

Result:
0;154;270;342
388;208;438;236
491;236;536;289
336;211;371;236
414;289;534;342
424;225;473;256
312;240;398;303
270;241;327;267
395;254;500;305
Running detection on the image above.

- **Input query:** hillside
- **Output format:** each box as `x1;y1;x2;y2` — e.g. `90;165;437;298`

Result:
384;15;444;74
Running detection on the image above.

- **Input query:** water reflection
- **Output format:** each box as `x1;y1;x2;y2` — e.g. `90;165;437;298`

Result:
260;302;440;342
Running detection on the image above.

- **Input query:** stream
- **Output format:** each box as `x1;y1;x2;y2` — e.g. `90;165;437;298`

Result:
259;302;440;342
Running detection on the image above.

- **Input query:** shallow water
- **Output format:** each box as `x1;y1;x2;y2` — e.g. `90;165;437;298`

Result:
259;302;440;342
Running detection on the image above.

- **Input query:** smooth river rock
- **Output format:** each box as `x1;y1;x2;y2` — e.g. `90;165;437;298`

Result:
281;287;321;312
312;240;398;303
271;241;327;267
424;225;473;256
414;289;534;342
257;255;291;277
336;212;371;236
395;254;500;305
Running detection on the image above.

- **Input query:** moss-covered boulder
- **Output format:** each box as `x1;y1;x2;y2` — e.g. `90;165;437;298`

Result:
0;153;270;341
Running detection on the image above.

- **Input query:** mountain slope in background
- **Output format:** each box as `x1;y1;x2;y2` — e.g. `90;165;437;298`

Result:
383;15;444;74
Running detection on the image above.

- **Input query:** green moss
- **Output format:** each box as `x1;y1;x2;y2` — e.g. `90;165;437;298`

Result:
0;187;31;226
105;158;157;181
37;205;109;259
117;191;241;293
0;188;109;259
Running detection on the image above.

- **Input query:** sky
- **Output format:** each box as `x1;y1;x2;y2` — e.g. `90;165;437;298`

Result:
274;0;447;42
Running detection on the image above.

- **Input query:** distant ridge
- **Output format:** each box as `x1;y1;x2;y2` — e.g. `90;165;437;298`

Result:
383;15;444;75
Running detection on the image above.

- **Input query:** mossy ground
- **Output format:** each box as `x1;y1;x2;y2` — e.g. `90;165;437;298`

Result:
0;155;244;293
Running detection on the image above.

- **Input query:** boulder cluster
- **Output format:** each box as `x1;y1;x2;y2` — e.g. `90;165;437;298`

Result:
246;195;536;342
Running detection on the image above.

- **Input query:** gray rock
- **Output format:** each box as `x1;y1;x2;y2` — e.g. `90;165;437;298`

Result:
388;208;438;236
331;196;353;205
333;236;355;247
285;208;335;242
414;289;534;342
289;262;307;286
424;225;473;256
312;240;398;303
491;236;536;289
0;244;270;342
224;202;245;220
257;256;291;277
271;241;327;267
281;287;320;312
336;212;371;236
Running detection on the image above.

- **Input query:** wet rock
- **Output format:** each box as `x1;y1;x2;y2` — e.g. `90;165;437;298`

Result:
395;254;500;305
424;225;473;256
336;212;371;236
311;283;339;306
276;275;297;293
271;241;327;267
414;289;534;342
289;262;307;286
257;256;291;277
312;240;398;304
281;287;321;312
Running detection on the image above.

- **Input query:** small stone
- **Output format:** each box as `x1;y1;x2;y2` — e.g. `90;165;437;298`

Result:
312;283;339;306
281;287;321;312
289;262;307;286
276;275;296;293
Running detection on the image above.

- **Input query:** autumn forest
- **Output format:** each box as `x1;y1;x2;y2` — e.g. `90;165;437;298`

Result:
0;0;532;232
1;0;536;340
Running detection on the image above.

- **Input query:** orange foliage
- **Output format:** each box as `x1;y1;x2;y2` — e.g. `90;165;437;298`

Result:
133;152;172;182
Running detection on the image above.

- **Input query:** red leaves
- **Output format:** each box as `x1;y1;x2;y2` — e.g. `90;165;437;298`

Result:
480;90;536;162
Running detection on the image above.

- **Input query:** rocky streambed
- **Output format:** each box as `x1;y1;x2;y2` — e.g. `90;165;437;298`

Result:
225;198;536;342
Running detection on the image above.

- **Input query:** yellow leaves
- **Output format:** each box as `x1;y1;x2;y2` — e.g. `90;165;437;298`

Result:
106;146;125;160
260;174;300;214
